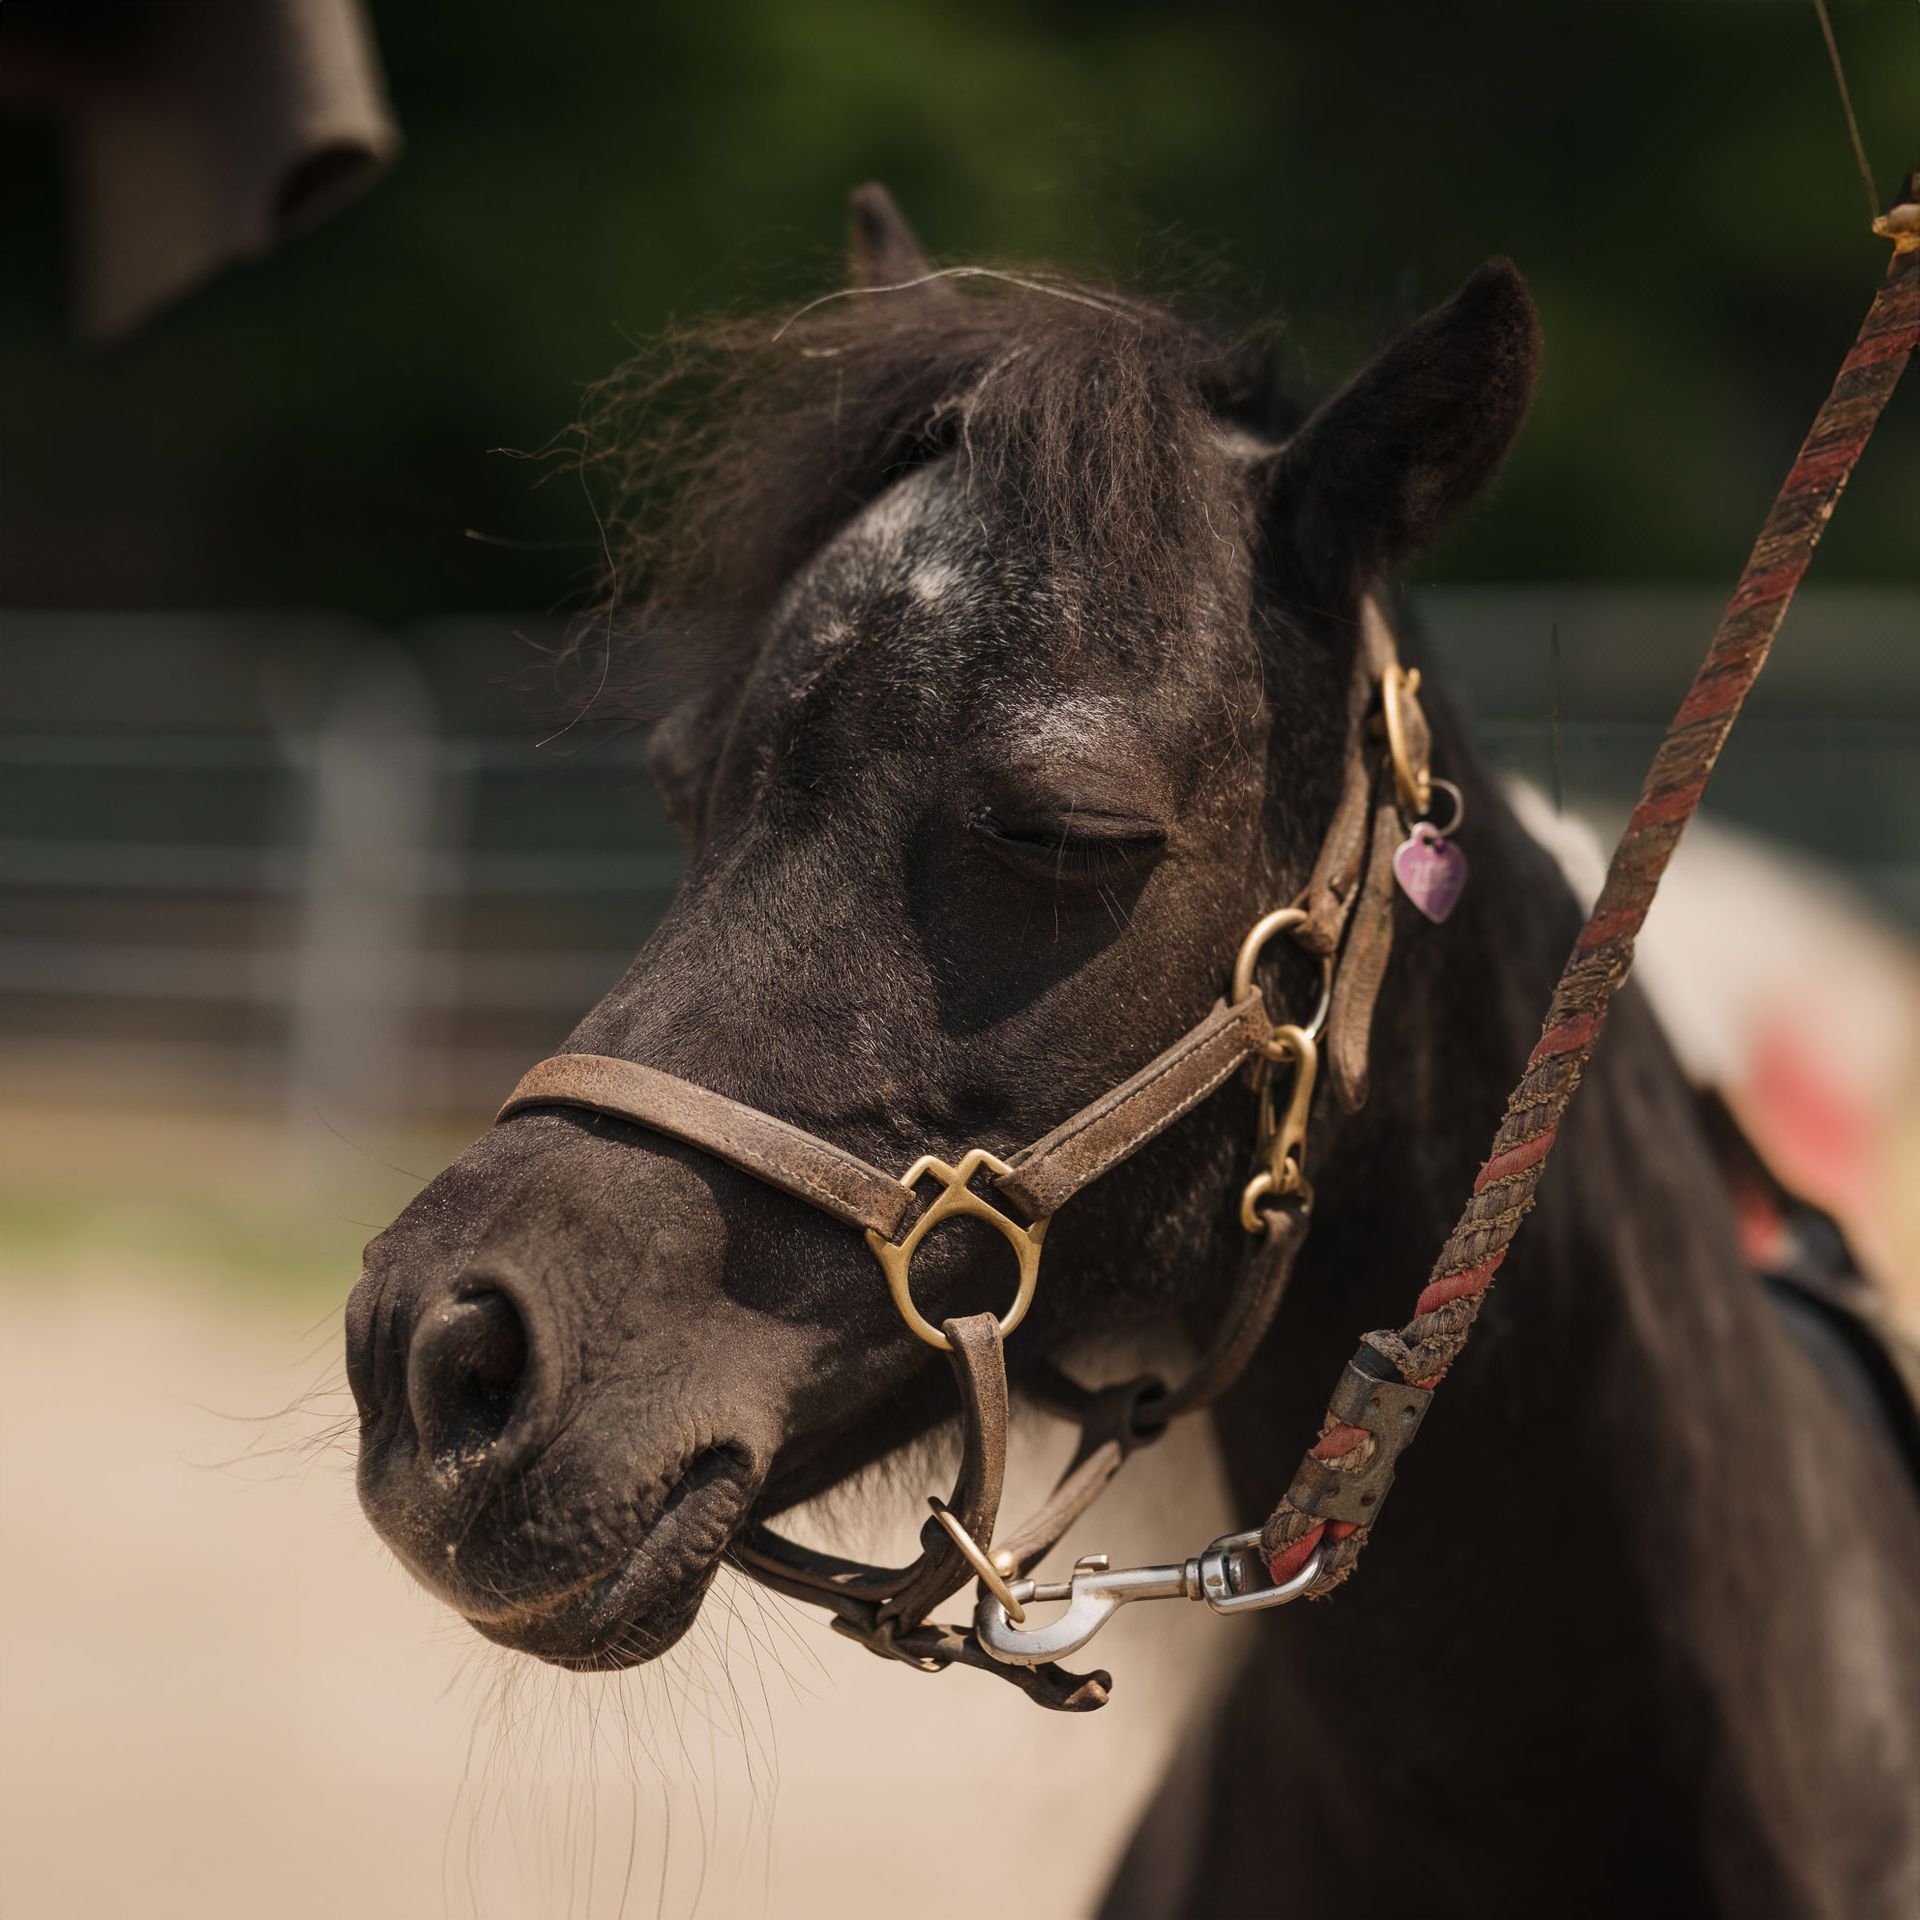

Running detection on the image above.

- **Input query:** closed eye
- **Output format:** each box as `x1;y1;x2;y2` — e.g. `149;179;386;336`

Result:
968;808;1167;881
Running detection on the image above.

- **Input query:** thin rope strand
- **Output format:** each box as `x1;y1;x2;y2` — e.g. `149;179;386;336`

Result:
1811;0;1882;224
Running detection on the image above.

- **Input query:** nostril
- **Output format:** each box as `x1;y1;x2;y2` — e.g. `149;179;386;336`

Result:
406;1288;531;1470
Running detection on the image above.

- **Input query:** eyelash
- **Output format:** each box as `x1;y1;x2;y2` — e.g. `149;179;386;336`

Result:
968;810;1164;876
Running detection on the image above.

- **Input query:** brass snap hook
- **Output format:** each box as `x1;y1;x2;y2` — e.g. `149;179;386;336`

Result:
1230;908;1330;1234
1240;1023;1319;1232
973;1533;1328;1667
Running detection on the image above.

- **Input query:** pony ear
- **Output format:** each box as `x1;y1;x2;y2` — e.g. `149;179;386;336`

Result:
1264;260;1540;598
848;182;934;289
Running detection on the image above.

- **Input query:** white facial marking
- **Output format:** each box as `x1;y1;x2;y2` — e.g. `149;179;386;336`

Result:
908;559;964;607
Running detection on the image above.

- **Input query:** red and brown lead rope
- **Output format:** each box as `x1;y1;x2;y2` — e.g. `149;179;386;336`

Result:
1264;213;1920;1592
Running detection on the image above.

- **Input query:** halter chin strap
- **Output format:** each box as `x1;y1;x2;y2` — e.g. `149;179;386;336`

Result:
492;595;1421;1709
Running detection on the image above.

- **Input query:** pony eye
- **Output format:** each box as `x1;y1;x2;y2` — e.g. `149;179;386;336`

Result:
968;809;1166;879
969;810;1060;854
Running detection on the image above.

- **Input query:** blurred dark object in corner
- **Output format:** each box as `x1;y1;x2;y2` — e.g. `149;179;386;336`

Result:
0;0;398;341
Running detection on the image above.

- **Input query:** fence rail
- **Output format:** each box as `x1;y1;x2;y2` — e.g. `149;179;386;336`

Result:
6;595;1916;1122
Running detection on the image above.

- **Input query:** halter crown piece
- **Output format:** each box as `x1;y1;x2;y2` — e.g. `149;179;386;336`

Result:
497;190;1920;1710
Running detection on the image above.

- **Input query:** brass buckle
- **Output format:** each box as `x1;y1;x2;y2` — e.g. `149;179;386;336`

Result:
865;1148;1049;1351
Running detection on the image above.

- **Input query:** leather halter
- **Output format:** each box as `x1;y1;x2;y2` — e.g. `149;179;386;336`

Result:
490;224;1918;1710
495;599;1424;1709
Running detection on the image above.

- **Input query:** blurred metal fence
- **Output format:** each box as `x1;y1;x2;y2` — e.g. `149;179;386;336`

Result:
4;591;1915;1124
3;614;673;1120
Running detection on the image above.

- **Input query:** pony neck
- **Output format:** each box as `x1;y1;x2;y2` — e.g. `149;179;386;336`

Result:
1195;714;1853;1894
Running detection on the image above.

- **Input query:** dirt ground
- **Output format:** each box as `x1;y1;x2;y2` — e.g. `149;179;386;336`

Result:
0;1270;1236;1920
11;871;1915;1920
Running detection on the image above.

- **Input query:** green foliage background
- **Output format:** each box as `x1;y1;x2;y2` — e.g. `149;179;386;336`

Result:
2;0;1914;620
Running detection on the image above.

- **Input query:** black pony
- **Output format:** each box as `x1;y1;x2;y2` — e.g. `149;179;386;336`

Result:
346;189;1920;1916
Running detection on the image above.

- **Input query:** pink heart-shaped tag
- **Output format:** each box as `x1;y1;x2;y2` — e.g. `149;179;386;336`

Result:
1393;825;1467;923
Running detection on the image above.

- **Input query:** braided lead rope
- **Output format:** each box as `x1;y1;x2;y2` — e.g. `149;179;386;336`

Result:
1265;234;1920;1591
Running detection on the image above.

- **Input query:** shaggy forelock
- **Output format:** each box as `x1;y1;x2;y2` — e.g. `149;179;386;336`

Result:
563;269;1294;716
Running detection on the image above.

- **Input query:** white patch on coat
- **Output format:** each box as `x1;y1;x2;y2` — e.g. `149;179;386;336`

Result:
907;559;965;608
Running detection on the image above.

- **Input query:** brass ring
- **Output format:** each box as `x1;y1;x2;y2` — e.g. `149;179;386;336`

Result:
1379;663;1432;818
1231;907;1334;1046
1239;1168;1276;1234
1425;776;1465;839
1239;1162;1312;1235
865;1149;1050;1351
927;1498;1026;1622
